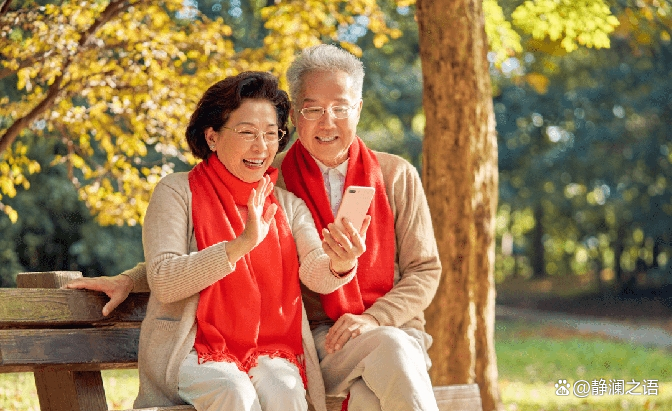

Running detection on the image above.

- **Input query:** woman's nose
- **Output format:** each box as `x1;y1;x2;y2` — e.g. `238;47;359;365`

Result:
250;135;268;150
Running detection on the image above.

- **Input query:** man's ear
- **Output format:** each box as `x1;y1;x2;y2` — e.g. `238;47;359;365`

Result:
354;99;363;122
289;106;298;127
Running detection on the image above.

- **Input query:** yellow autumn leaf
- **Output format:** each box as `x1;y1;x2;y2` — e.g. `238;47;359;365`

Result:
526;73;550;94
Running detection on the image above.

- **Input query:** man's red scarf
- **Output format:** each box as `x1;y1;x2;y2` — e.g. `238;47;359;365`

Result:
189;154;305;385
281;137;395;321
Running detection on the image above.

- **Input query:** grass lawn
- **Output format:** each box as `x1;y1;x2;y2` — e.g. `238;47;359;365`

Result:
0;369;139;411
1;318;670;410
497;319;672;410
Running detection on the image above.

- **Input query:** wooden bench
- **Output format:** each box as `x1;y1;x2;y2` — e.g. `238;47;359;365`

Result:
0;271;482;411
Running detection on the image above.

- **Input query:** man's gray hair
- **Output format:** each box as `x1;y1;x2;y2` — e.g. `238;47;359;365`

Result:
286;44;365;105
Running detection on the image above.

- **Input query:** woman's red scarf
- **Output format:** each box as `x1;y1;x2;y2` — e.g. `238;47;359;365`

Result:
281;137;395;321
189;154;305;385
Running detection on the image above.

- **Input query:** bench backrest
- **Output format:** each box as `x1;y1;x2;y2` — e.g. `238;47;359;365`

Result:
0;271;483;411
0;271;147;373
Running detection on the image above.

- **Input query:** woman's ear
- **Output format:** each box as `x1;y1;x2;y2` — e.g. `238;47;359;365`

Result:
204;127;217;150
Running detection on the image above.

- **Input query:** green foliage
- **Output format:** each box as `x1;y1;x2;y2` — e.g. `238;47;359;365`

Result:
0;0;402;226
494;1;672;281
484;0;523;66
511;0;620;52
2;0;663;285
356;2;424;168
0;132;143;286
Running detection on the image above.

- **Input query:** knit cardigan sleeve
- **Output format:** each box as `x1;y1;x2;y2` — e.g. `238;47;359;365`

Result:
362;153;442;327
136;173;351;303
119;262;149;293
142;173;236;304
274;187;355;294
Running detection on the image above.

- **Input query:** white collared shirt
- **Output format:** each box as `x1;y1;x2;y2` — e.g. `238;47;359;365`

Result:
312;156;349;216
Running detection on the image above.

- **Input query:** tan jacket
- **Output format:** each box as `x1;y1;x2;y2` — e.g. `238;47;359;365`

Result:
272;150;442;333
130;172;354;411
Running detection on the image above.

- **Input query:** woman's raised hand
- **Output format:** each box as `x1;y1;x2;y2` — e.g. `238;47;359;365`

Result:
241;175;278;250
322;215;371;274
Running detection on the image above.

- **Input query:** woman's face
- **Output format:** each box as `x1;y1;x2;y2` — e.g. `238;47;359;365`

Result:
205;99;280;183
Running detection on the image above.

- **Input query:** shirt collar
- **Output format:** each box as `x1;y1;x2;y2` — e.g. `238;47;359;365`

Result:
312;156;349;177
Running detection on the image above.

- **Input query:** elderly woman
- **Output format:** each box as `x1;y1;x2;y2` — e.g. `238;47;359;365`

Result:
131;71;368;411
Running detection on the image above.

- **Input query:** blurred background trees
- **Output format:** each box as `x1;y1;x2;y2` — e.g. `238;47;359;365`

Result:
0;0;670;306
3;1;671;409
494;0;672;294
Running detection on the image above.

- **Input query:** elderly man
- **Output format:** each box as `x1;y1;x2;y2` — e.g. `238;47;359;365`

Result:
67;44;441;411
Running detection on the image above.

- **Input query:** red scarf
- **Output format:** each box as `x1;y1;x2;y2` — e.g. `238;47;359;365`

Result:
190;154;305;385
281;137;395;321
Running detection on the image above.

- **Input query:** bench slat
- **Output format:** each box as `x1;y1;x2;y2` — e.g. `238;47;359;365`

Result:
319;384;481;411
127;407;196;411
0;289;147;328
0;328;139;372
126;385;481;411
434;383;483;411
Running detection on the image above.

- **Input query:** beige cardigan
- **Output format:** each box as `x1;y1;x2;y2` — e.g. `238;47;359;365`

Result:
272;150;442;334
123;149;442;405
130;172;354;411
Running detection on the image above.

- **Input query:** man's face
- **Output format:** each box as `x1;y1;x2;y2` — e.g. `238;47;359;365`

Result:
291;70;362;167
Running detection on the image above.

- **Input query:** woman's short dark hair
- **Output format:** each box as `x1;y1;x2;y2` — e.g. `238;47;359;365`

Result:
186;71;291;159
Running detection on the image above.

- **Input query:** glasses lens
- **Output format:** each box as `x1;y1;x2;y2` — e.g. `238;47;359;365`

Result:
263;130;280;142
331;106;351;119
301;108;324;120
234;127;258;141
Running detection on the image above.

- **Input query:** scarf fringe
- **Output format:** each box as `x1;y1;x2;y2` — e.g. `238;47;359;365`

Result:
197;349;307;389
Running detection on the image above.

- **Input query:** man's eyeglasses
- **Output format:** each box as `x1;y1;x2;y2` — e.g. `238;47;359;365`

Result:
299;103;359;121
221;126;286;143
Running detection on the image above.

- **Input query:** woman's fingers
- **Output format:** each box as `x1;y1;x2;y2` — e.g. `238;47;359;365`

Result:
264;179;274;198
248;176;274;211
248;187;257;206
263;203;278;224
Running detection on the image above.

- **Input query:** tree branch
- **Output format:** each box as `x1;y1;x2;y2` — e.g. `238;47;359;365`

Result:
0;56;40;81
0;0;11;16
0;0;133;156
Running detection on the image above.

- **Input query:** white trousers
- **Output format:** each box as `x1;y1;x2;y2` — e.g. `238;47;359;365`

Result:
178;350;308;411
313;325;439;411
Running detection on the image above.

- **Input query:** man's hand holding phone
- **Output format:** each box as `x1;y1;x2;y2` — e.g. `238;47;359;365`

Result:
323;215;371;274
322;186;374;275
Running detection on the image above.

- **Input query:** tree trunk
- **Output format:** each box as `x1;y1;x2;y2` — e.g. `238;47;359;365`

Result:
416;1;501;410
614;223;625;288
652;238;661;269
531;204;546;278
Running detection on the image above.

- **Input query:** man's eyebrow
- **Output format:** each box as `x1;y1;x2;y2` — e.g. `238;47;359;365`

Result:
301;98;351;104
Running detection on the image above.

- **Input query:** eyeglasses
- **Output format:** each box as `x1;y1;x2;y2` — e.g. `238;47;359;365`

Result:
221;126;286;143
299;103;360;121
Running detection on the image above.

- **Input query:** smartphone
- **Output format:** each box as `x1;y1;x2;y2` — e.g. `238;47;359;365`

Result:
334;186;375;232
